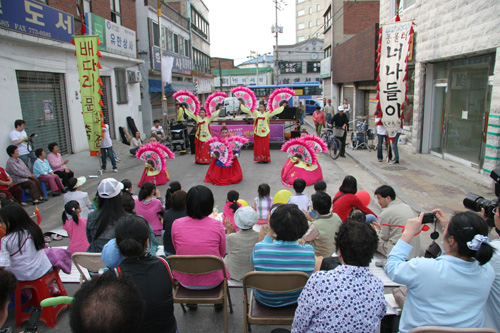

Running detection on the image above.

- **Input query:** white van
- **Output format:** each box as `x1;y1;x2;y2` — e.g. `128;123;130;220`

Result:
223;97;240;116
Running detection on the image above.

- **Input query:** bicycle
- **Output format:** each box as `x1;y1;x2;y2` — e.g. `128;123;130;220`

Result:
320;127;344;160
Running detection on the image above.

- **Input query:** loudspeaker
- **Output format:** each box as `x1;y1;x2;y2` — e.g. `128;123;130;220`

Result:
275;106;297;120
219;108;227;117
291;131;301;138
189;128;196;155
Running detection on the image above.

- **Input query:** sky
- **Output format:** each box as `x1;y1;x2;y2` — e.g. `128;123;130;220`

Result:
203;0;296;66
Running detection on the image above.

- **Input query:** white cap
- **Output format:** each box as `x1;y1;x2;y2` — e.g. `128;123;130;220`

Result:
97;178;124;199
234;206;258;230
338;105;344;112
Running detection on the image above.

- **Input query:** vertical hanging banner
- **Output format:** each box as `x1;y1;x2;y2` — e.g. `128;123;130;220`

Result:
73;35;104;156
376;21;414;139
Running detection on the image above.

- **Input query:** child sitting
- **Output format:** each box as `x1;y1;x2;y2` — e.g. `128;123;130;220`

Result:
223;190;242;232
287;178;310;213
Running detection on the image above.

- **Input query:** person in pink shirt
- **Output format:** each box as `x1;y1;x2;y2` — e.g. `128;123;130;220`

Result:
312;105;326;136
134;182;164;236
222;190;242;232
171;185;228;289
47;142;74;187
62;200;89;253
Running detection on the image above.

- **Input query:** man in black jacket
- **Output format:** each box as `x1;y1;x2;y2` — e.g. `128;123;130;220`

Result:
329;106;349;157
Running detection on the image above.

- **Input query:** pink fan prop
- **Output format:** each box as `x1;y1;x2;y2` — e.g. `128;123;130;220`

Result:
231;86;257;112
135;143;175;173
207;137;234;167
302;134;328;153
227;135;249;151
268;87;294;112
281;137;318;165
173;90;201;116
205;91;227;117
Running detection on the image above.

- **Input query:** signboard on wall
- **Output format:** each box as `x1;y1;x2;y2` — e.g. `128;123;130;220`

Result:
307;61;321;73
0;0;74;43
279;61;303;74
214;75;267;87
85;13;136;58
152;46;192;74
320;58;331;78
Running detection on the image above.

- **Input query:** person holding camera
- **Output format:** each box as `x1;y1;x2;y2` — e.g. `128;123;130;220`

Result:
483;202;500;331
385;210;495;333
9;119;34;169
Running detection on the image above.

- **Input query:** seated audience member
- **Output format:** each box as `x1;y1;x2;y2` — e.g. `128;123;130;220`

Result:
332;175;377;222
484;202;500;331
164;181;182;210
87;178;126;253
303;192;342;258
64;177;92;218
5;145;45;205
70;270;145;333
309;181;328;219
151;119;167;143
223;190;242;232
163;190;187;256
47;142;74;187
224;206;260;282
385;211;495;333
171;185;228;289
135;181;164;236
373;185;421;258
0;166;24;206
33;148;65;196
114;215;177;332
0;269;17;328
287;178;310;213
252;204;316;307
292;221;387;332
129;131;143;155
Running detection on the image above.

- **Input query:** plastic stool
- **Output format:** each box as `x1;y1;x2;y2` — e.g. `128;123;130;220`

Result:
14;270;69;328
21;183;49;202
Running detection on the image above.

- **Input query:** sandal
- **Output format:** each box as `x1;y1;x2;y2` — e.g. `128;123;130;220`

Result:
51;234;63;241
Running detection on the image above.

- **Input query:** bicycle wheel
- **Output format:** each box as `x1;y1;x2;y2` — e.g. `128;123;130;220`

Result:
320;132;330;149
330;138;342;160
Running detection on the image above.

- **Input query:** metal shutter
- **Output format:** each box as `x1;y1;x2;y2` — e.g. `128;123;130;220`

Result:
16;71;72;154
100;76;116;140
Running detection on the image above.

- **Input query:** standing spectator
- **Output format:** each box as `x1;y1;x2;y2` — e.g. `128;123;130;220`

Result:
62;200;90;253
100;119;118;173
0;166;24;206
33;148;65;196
87;178;126;252
252;183;273;232
5;145;45;205
328;106;349;158
303;192;342;258
64;177;92;218
373;185;420;258
312;106;326;136
324;99;334;124
390;111;404;165
292;221;387;332
9;119;32;168
252;204;316;307
134;181;164;236
151;119;167;143
171;185;229;288
342;98;351;123
129;131;143;156
375;109;392;162
224;206;260;282
162;190;187;256
332;175;378;222
176;102;186;123
47;142;74;186
297;101;305;125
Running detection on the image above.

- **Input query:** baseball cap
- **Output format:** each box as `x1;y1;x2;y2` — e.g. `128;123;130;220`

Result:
338;105;344;111
75;176;86;188
234;206;258;230
98;178;124;199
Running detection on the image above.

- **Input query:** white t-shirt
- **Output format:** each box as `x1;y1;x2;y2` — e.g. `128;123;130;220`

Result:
0;231;52;281
287;194;311;213
101;124;112;148
375;117;387;135
9;129;30;155
151;125;164;136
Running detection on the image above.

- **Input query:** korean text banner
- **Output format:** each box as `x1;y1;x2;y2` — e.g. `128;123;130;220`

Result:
74;35;104;156
377;21;413;138
211;124;285;143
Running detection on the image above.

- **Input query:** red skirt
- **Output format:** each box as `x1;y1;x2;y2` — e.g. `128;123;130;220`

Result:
254;135;271;162
195;138;211;164
138;168;169;187
204;157;243;186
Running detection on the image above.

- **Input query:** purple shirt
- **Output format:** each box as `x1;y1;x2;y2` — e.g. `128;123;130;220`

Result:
5;157;31;184
47;152;67;172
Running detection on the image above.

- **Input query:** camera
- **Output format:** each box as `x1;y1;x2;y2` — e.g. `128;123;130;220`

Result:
422;212;437;224
463;167;500;227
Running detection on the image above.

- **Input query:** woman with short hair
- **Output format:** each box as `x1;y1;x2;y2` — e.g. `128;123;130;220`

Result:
331;175;377;222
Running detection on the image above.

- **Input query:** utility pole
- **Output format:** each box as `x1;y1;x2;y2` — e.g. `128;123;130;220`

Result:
272;0;285;84
218;59;223;91
157;0;168;135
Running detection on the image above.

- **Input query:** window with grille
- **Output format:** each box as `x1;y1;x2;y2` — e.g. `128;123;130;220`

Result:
114;68;127;104
110;0;121;25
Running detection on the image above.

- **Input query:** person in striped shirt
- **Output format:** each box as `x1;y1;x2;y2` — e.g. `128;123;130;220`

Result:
251;204;316;307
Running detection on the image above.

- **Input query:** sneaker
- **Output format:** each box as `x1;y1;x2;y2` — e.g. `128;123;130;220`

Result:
378;159;383;162
20;202;28;206
389;160;399;165
52;192;61;197
386;157;390;163
113;169;118;173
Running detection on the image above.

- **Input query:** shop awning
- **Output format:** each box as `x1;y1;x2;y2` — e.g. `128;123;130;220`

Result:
148;80;196;94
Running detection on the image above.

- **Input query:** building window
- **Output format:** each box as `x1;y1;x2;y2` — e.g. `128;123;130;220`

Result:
193;49;210;74
308;21;312;28
184;39;190;57
309;7;312;14
161;27;167;51
298;9;305;16
393;0;416;16
298;23;305;30
152;22;159;47
324;7;332;31
168;30;173;52
191;7;209;40
173;34;179;53
298;36;306;42
110;0;121;25
297;0;304;3
114;68;127;104
317;4;321;11
178;36;184;56
324;46;331;58
316;18;320;26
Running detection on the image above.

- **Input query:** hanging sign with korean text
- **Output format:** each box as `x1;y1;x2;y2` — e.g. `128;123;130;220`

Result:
73;35;104;156
377;21;414;139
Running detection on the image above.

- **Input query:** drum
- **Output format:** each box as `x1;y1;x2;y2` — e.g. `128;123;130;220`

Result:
367;128;376;140
356;120;367;132
351;132;367;145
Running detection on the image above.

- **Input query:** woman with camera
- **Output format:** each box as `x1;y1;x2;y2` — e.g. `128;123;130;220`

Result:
385;210;495;333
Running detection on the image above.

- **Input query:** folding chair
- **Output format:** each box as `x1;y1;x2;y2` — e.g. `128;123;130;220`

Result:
409;327;497;333
167;255;233;333
71;252;106;283
242;271;310;333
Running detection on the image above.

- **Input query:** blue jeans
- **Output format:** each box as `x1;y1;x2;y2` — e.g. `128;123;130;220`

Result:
100;147;117;170
392;132;401;162
377;134;392;161
300;112;305;125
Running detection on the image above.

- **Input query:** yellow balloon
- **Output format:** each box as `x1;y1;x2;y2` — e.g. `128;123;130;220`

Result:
273;189;293;204
237;199;249;207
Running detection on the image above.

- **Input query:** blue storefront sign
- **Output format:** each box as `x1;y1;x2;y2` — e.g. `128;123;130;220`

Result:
152;46;192;74
0;0;74;43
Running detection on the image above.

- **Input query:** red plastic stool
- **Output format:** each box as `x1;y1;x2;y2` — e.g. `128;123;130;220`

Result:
14;269;69;328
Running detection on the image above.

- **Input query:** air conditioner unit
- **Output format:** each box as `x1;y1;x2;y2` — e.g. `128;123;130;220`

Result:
127;70;141;83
